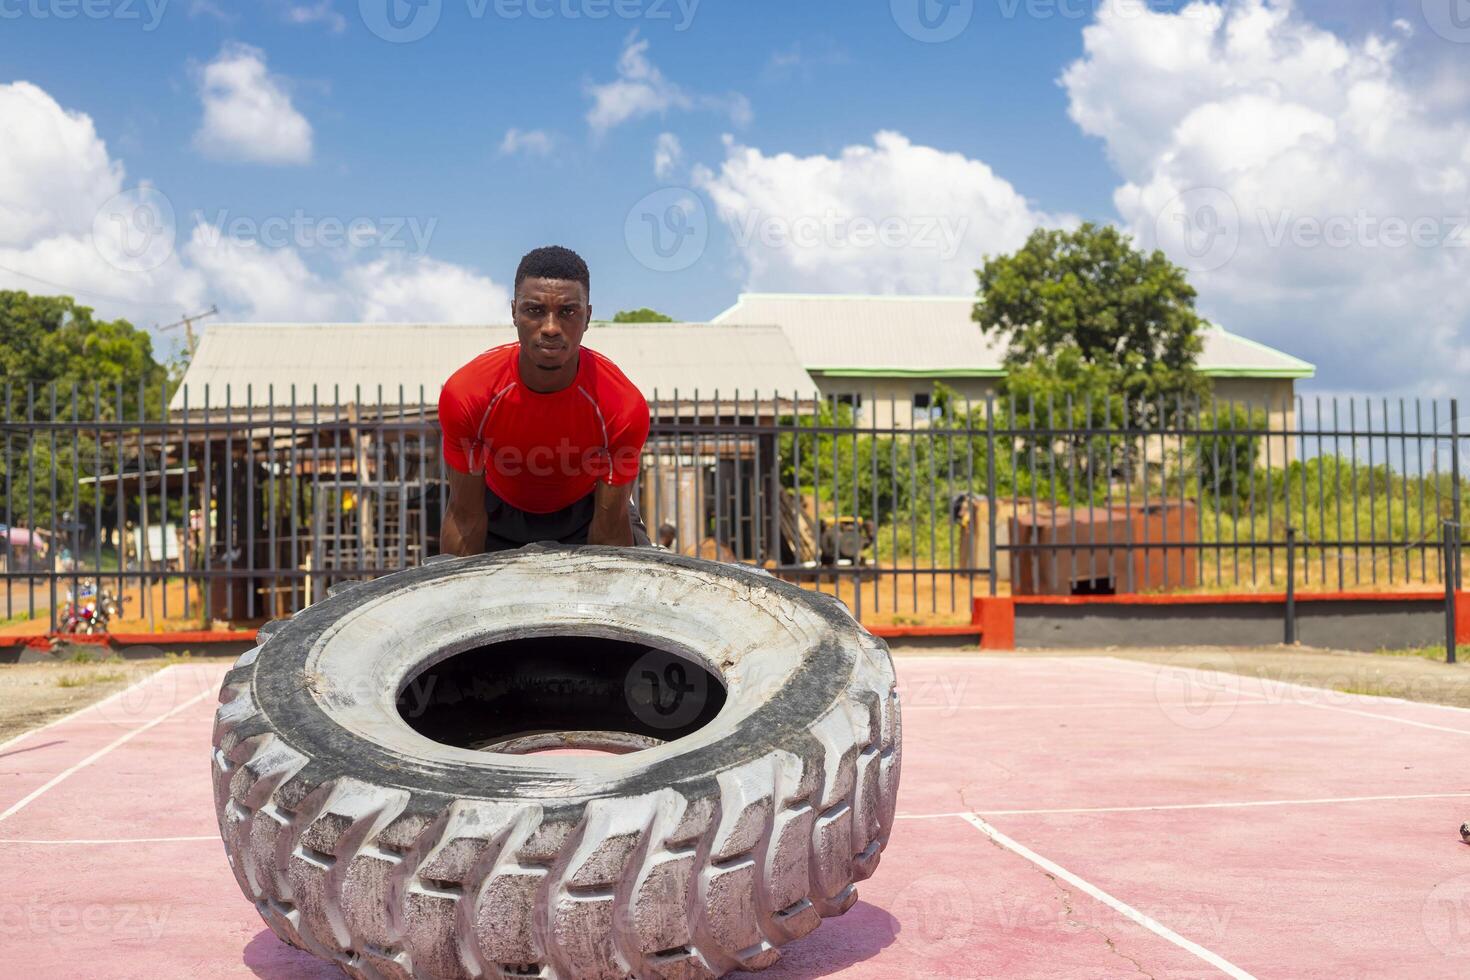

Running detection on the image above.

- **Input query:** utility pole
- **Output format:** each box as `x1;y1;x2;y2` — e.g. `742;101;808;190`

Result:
157;305;219;358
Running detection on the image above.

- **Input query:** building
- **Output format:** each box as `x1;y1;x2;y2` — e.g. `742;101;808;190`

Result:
169;321;814;417
712;293;1316;431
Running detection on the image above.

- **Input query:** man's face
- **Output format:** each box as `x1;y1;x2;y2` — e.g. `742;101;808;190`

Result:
512;278;590;373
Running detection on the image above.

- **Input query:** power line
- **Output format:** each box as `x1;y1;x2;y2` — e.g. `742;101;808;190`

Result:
0;262;193;312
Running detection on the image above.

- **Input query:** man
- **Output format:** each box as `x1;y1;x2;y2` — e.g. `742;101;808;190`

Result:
439;246;651;554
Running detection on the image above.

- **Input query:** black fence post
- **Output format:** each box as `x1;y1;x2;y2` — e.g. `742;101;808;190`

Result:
1284;526;1297;646
1446;520;1459;665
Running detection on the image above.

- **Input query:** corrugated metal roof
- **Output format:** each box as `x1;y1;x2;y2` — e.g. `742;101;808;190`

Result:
712;293;1316;379
169;322;816;411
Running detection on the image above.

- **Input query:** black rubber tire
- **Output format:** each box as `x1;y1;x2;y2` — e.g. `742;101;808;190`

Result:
212;546;902;980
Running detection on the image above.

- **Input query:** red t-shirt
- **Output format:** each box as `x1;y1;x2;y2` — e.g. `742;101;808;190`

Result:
439;344;650;514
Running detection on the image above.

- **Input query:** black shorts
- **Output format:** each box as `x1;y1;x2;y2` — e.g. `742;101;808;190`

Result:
483;484;651;553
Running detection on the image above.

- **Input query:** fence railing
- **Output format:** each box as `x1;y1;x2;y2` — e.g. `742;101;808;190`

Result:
0;381;1463;631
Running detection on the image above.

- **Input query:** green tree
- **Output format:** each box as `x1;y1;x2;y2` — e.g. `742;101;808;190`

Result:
0;291;168;394
0;291;172;530
611;308;675;323
974;223;1209;413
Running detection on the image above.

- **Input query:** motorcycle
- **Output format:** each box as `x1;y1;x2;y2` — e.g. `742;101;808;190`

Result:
58;581;126;635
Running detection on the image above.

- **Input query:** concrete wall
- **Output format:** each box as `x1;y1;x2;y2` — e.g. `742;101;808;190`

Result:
1209;377;1300;464
1012;597;1454;652
811;375;998;430
811;373;1299;462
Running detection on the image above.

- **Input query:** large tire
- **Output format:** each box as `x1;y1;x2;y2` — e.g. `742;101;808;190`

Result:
212;546;902;980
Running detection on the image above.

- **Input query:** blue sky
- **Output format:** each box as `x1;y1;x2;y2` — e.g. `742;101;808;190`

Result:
2;0;1468;393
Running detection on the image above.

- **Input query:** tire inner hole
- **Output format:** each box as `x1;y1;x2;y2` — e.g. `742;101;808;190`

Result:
396;634;727;755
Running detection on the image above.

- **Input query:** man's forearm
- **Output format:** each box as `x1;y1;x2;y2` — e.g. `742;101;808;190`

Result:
440;511;487;556
586;510;634;546
586;480;635;547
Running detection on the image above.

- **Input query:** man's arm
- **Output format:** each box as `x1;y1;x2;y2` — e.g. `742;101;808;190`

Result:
586;480;634;547
440;466;488;556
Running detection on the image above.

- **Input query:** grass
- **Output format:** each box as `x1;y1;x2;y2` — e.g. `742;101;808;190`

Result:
1376;643;1470;662
56;670;126;688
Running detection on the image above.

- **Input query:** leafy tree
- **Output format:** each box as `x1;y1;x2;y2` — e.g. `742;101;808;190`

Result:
0;291;172;533
974;223;1209;415
611;308;675;323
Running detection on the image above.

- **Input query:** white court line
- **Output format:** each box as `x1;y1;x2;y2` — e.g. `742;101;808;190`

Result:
1095;656;1470;734
895;792;1470;820
0;664;179;755
903;700;1271;712
0;835;217;845
0;685;215;824
960;813;1257;980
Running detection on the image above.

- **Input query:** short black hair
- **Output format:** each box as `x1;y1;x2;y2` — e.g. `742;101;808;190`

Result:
515;246;590;293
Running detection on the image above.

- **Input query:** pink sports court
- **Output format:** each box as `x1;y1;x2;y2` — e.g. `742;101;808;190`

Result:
2;653;1468;979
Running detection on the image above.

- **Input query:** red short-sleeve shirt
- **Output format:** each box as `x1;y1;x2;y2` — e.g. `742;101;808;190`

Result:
439;344;650;514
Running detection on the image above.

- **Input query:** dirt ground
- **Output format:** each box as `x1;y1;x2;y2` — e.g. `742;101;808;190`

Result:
0;657;176;742
5;642;1470;750
892;643;1470;709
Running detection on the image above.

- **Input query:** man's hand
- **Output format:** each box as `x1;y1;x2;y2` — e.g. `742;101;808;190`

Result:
440;466;488;556
586;480;634;547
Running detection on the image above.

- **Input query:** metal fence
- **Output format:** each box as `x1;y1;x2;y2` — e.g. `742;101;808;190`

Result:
0;381;1464;631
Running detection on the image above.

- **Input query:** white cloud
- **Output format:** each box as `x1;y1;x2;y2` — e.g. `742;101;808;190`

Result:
0;82;123;247
344;256;511;322
1062;0;1470;394
282;1;347;32
193;44;313;166
654;132;683;179
0;77;508;330
693;131;1066;294
586;34;751;136
499;128;555;157
0;81;208;322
